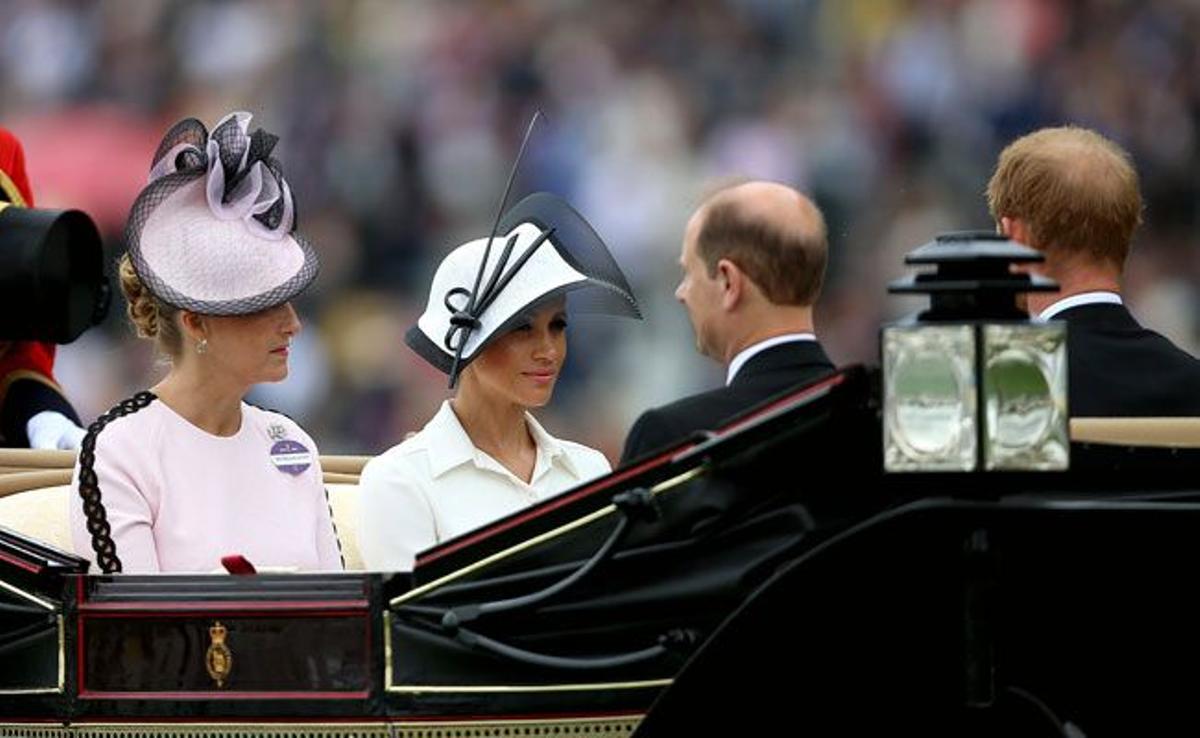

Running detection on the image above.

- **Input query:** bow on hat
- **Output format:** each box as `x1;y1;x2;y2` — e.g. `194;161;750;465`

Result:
147;112;295;241
124;111;317;317
441;224;558;386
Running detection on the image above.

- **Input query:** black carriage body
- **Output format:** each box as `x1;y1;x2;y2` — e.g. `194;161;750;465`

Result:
4;366;1200;737
0;563;651;734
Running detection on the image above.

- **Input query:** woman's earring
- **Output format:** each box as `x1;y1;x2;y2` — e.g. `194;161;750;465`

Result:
196;338;208;355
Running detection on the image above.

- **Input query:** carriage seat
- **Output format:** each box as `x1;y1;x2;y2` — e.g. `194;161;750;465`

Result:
0;451;369;571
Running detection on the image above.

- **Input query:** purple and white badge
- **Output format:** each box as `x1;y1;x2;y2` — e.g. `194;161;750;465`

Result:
270;439;313;476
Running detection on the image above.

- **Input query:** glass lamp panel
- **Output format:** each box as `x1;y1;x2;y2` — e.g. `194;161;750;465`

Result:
883;324;977;472
983;322;1069;471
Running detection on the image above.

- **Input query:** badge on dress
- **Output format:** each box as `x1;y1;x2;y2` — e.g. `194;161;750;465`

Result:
270;439;312;475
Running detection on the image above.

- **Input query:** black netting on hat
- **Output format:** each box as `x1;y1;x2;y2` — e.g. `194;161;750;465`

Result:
126;228;319;316
497;192;642;320
150;117;208;173
124;113;317;316
212;114;249;184
256;156;289;231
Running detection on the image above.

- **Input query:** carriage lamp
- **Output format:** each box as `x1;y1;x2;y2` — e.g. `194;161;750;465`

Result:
883;231;1068;472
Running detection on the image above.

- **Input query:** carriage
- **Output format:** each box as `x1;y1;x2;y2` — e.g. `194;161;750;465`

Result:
4;238;1200;737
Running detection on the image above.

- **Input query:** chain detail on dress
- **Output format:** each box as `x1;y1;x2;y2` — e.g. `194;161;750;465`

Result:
76;391;157;573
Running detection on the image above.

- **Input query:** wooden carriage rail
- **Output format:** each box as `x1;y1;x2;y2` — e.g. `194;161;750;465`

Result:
0;451;371;499
0;448;75;471
0;470;68;498
1069;417;1200;447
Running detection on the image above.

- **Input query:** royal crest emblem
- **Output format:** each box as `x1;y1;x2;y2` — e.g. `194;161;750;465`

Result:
205;621;233;688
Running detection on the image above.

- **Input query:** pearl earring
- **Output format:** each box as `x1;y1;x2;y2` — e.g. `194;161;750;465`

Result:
196;338;208;355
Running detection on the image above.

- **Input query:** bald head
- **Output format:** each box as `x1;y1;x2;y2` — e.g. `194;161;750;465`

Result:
705;181;825;236
691;181;828;305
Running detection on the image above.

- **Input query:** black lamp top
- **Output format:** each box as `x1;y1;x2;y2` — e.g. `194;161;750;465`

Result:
889;230;1059;321
904;230;1047;265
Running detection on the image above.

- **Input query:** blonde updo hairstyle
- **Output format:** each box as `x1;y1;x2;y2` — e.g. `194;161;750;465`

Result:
117;253;184;358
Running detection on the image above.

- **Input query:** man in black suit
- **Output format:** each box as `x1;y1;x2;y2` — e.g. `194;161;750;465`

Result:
620;181;835;463
988;126;1200;417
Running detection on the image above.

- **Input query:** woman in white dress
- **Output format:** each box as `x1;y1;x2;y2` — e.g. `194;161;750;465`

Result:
358;193;641;571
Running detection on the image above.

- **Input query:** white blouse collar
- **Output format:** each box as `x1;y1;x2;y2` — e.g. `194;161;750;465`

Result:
423;401;577;481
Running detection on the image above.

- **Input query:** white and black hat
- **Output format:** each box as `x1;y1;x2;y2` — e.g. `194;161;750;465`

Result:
406;192;641;387
124;112;317;315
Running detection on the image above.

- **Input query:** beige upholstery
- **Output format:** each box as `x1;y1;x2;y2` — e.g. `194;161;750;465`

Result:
0;448;370;570
326;483;363;571
0;482;367;572
0;484;72;557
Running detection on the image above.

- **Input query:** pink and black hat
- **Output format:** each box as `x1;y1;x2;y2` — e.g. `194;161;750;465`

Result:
124;112;317;315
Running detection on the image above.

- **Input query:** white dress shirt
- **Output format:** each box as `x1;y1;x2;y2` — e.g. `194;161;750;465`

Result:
1037;291;1123;320
725;333;817;386
358;401;612;571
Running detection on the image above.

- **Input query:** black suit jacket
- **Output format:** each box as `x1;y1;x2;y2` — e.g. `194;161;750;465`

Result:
620;340;835;463
1059;302;1200;417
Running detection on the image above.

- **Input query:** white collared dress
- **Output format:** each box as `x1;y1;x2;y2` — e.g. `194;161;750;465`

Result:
358;402;611;571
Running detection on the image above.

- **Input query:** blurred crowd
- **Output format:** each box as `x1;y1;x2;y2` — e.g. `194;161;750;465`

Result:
2;0;1198;458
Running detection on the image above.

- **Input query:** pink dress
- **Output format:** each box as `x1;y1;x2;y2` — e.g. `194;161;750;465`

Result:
70;395;343;573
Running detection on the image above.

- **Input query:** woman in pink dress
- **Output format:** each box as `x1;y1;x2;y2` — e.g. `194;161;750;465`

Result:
70;113;342;574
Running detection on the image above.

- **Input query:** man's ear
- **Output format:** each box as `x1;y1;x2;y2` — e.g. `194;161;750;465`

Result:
716;258;742;312
1000;216;1032;246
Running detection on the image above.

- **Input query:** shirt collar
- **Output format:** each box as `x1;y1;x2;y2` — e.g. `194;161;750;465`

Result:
424;401;478;478
424;401;579;481
726;333;816;386
524;411;580;480
1037;291;1122;321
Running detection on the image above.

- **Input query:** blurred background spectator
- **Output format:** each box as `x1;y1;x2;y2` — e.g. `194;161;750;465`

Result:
4;0;1198;459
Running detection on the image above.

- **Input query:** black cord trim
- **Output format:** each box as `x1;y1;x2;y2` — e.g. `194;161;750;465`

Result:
0;617;56;658
76;391;157;573
451;625;693;671
0;602;46;616
1004;685;1075;737
394;486;682;671
428;487;658;630
442;515;629;631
